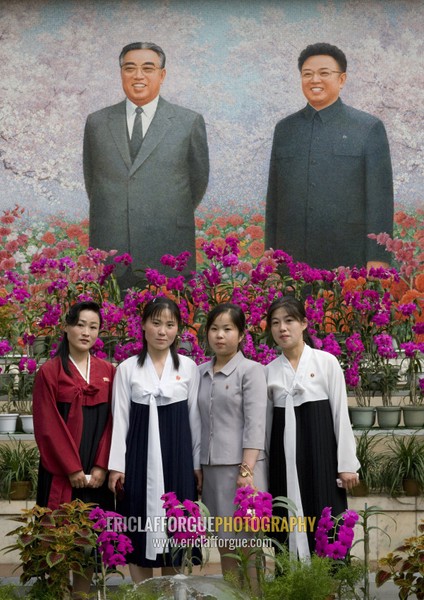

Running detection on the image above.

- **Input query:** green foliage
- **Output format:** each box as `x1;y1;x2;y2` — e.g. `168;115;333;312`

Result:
3;499;98;599
0;582;21;599
0;440;39;499
107;585;165;599
375;520;424;599
262;548;335;600
331;560;366;600
381;434;424;496
350;504;394;600
354;430;385;491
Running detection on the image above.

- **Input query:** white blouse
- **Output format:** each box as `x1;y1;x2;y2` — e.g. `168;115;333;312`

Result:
266;344;359;558
109;352;201;472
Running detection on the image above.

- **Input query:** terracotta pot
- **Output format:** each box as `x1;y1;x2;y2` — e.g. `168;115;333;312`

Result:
403;478;422;497
350;480;369;497
10;480;32;500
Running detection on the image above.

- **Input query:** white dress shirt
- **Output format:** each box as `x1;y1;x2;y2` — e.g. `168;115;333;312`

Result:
126;95;159;139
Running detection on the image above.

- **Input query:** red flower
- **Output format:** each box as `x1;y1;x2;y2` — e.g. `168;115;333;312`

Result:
248;241;264;259
42;231;56;245
245;225;264;240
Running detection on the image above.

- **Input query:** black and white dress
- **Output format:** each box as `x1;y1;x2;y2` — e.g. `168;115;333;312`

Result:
108;352;200;567
266;344;359;558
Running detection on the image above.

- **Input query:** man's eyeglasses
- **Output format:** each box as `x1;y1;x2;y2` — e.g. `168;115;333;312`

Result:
301;69;343;80
121;65;162;76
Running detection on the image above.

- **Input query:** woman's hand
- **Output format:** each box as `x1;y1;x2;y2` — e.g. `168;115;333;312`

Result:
338;471;360;490
194;469;203;495
108;470;125;493
69;470;87;488
87;466;106;488
237;473;255;489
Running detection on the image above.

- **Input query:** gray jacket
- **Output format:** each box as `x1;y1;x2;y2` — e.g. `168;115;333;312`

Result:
198;352;267;465
83;96;209;280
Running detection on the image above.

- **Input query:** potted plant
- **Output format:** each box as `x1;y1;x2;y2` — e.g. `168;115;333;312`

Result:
381;434;424;496
349;366;377;429
371;352;403;429
350;430;384;496
4;500;98;599
0;398;19;434
375;519;424;598
0;439;39;500
4;499;134;600
5;362;36;434
0;360;19;434
400;343;424;428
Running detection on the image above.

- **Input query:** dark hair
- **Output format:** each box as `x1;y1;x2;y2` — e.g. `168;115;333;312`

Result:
55;301;102;375
137;297;181;370
298;43;347;73
119;42;166;68
266;296;315;348
205;303;246;352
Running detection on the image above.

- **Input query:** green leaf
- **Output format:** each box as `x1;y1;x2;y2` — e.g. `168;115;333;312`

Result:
46;552;65;567
76;526;94;538
37;534;57;543
73;537;95;546
40;515;56;528
375;569;392;587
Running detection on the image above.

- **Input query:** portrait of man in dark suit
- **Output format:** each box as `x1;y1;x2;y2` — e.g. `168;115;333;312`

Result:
83;42;209;289
265;42;394;271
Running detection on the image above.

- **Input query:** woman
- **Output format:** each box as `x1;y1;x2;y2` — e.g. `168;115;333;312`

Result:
266;296;359;558
198;302;267;580
33;300;115;598
108;296;201;583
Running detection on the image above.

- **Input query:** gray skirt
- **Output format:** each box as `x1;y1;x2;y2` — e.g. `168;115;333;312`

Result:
201;459;268;541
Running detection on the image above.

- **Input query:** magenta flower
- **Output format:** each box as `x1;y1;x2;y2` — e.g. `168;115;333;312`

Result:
18;357;37;374
326;541;348;560
161;492;207;547
374;333;397;359
233;485;273;531
89;507;133;569
322;333;342;357
114;253;133;266
315;506;358;560
0;340;13;356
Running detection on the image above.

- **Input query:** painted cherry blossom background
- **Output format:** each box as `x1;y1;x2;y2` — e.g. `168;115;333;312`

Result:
0;0;423;220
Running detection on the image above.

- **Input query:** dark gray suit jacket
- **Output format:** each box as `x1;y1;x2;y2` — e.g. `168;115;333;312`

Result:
265;99;393;269
83;96;209;282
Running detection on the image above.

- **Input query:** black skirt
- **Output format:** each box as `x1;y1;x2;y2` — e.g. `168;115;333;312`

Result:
269;399;347;554
37;402;114;510
118;399;199;568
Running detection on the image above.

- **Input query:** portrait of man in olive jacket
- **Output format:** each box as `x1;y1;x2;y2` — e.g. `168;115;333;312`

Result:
266;42;393;271
83;42;209;289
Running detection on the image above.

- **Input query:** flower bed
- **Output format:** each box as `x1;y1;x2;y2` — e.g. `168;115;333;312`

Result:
0;204;423;405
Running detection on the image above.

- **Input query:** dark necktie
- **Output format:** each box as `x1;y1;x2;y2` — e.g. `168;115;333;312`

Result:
129;106;143;162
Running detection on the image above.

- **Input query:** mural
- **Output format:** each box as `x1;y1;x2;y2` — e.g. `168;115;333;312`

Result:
0;0;423;220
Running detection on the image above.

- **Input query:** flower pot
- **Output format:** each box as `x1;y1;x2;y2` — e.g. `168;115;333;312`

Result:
10;480;32;500
376;406;401;429
19;414;34;434
0;413;19;434
349;406;376;428
31;335;51;357
402;478;422;497
402;406;424;428
350;480;369;497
